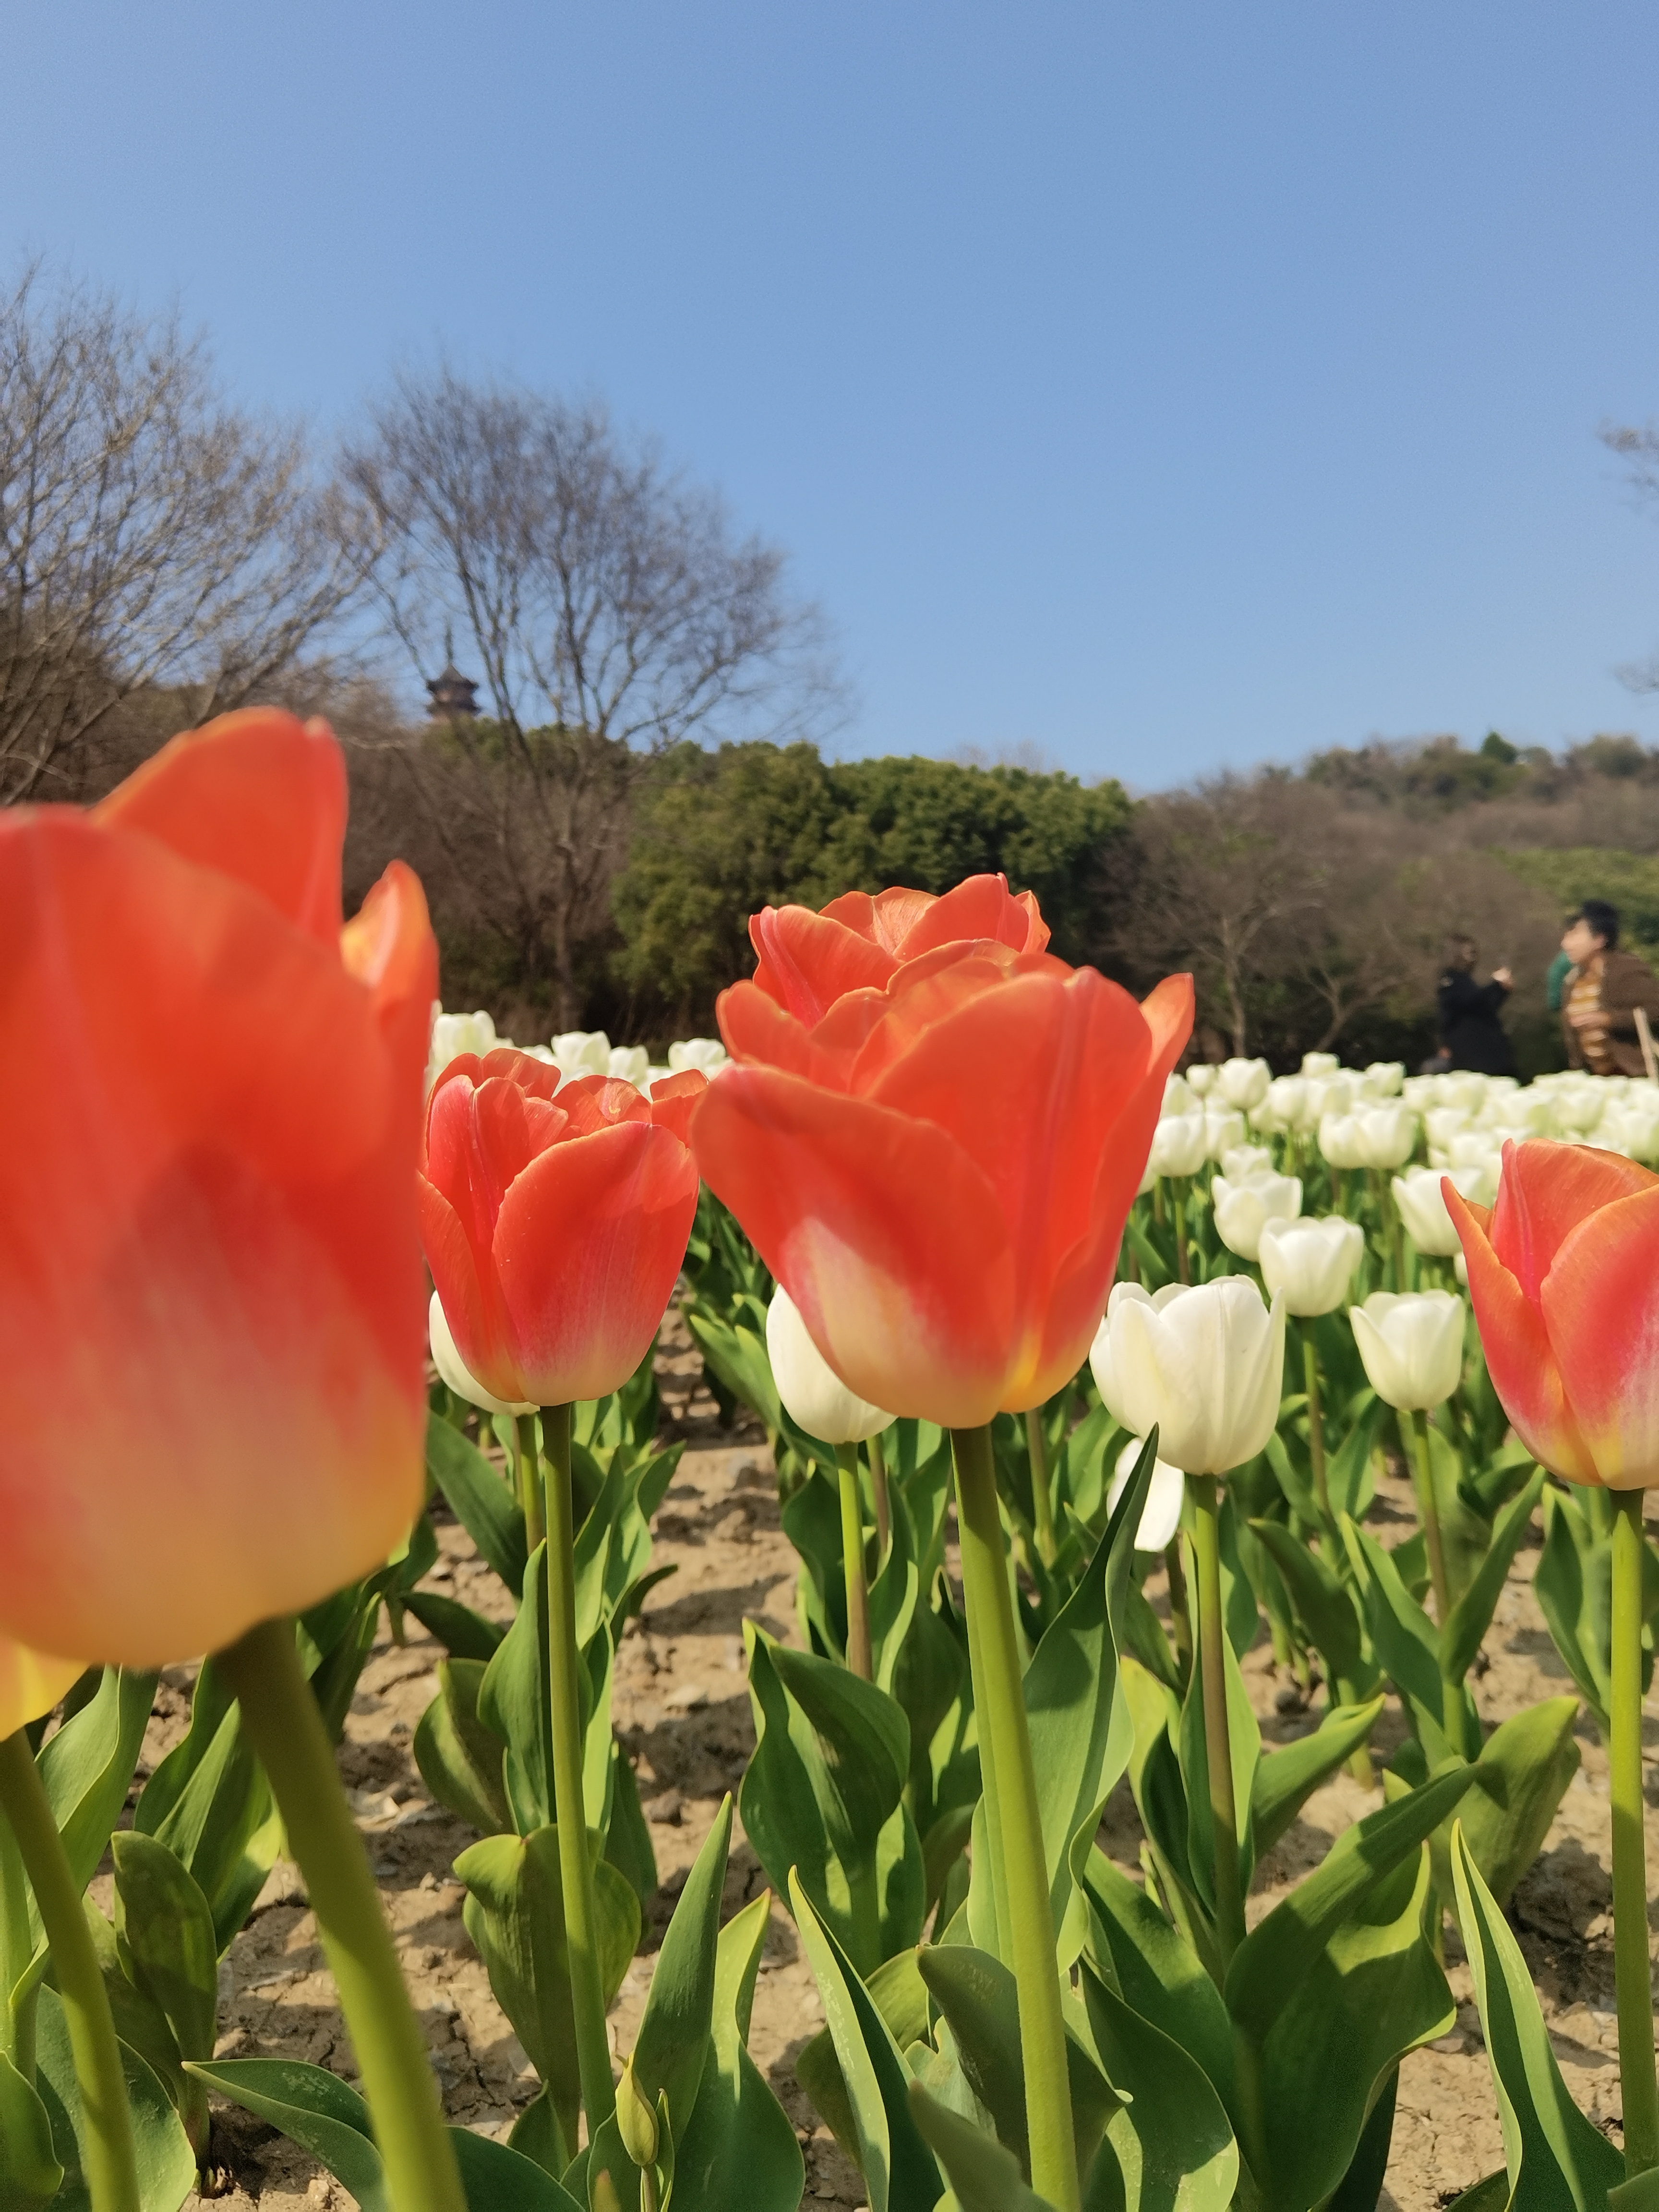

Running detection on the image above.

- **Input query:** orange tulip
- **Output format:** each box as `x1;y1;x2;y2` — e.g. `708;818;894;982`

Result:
0;710;437;1668
420;1052;705;1407
750;872;1049;1024
693;914;1193;1425
1445;1139;1659;1487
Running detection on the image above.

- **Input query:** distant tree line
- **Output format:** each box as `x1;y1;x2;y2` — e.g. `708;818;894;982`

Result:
12;260;1659;1073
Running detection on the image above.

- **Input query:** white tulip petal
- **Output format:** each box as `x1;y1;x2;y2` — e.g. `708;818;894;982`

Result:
429;1292;535;1417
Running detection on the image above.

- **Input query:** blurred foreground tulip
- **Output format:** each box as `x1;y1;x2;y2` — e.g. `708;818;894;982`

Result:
1091;1278;1285;1477
0;709;436;1669
421;1051;704;1408
693;921;1192;1426
0;1641;82;1743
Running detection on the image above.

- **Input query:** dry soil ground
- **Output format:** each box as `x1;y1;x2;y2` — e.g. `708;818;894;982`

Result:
121;1313;1651;2212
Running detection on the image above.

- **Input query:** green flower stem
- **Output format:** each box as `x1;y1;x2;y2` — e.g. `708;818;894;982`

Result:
1153;1176;1166;1227
1025;1409;1058;1569
1406;1409;1452;1628
835;1443;874;1680
0;1731;138;2212
1192;1479;1246;1968
951;1425;1080;2212
1165;1539;1194;1681
211;1622;465;2212
956;1511;1010;1938
1174;1178;1190;1285
1301;1323;1329;1522
1612;1489;1659;2175
516;1412;546;1554
542;1401;617;2137
867;1430;892;1557
0;1795;36;2079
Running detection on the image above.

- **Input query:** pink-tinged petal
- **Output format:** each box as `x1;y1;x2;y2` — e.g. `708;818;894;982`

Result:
690;1064;1016;1425
493;1121;700;1403
1444;1179;1599;1484
748;906;898;1024
1540;1184;1659;1487
95;709;347;943
1488;1140;1658;1304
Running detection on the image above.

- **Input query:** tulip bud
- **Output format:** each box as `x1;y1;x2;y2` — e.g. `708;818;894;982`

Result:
767;1288;895;1444
1148;1110;1208;1179
1301;1051;1341;1079
616;2061;660;2169
1215;1056;1271;1111
1091;1278;1285;1475
1349;1290;1465;1412
1362;1061;1406;1098
1211;1170;1302;1262
1258;1214;1363;1317
1186;1062;1218;1096
1392;1166;1490;1258
429;1292;536;1417
1107;1439;1186;1551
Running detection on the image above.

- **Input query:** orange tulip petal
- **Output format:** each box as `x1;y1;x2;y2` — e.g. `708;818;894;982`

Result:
647;1070;707;1145
690;1064;1016;1425
821;885;938;951
493;1121;700;1402
748;906;898;1024
419;1176;524;1404
894;872;1047;959
1444;1179;1598;1484
1489;1139;1659;1303
1540;1184;1659;1487
94;709;347;943
0;1640;82;1742
0;813;427;1664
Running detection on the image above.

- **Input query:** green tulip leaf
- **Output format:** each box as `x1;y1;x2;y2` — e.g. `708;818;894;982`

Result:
134;1658;281;1954
1250;1699;1383;1861
789;1874;943;2212
906;2080;1058;2212
426;1411;529;1598
40;1668;158;1902
632;1795;731;2139
506;2085;567;2180
1449;1821;1625;2210
1179;1610;1260;1913
1455;1696;1583;1915
402;1588;505;1661
1077;1846;1234;2103
1248;1519;1367;1691
415;1658;514;1837
38;1989;194;2212
1079;1960;1239;2212
781;1467;851;1658
603;1740;658;1905
1441;1468;1547;1689
0;2048;64;2206
1326;2068;1399;2212
449;2127;583;2210
112;1833;218;2068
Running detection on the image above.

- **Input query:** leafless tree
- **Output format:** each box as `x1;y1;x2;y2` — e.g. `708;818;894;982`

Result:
0;265;373;805
342;366;842;1026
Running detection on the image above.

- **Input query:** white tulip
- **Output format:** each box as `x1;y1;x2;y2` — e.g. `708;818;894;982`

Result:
1148;1110;1208;1179
1362;1061;1406;1098
607;1043;652;1087
1162;1072;1198;1117
427;1006;501;1089
429;1292;535;1416
1211;1171;1302;1262
1258;1214;1364;1317
766;1288;895;1444
1319;1105;1418;1172
668;1037;730;1076
1203;1107;1247;1162
1256;1075;1315;1134
551;1030;613;1077
1442;1073;1489;1113
1551;1087;1605;1136
1107;1440;1187;1552
1424;1107;1472;1155
1306;1073;1358;1122
1186;1063;1218;1096
1301;1051;1341;1079
1216;1056;1272;1111
1091;1278;1286;1475
1349;1290;1465;1412
1220;1143;1275;1180
1391;1165;1491;1257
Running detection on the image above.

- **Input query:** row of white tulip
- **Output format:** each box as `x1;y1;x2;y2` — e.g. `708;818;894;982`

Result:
425;1007;730;1094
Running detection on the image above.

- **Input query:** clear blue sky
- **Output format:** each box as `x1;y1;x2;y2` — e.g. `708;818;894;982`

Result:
12;2;1659;786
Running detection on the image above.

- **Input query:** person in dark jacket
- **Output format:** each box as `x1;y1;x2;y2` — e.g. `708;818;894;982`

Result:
1437;937;1515;1075
1560;900;1659;1076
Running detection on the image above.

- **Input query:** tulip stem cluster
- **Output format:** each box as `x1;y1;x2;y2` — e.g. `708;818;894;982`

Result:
950;1424;1082;2212
215;1619;467;2212
834;1443;874;1681
1191;1479;1245;1967
0;1729;140;2212
1611;1491;1659;2174
516;1412;546;1553
1025;1408;1058;1567
541;1401;618;2136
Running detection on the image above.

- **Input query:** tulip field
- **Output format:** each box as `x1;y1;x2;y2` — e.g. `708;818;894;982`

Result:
7;713;1659;2212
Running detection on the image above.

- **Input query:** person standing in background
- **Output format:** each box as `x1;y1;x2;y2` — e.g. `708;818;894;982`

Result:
1437;937;1515;1074
1560;900;1659;1075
